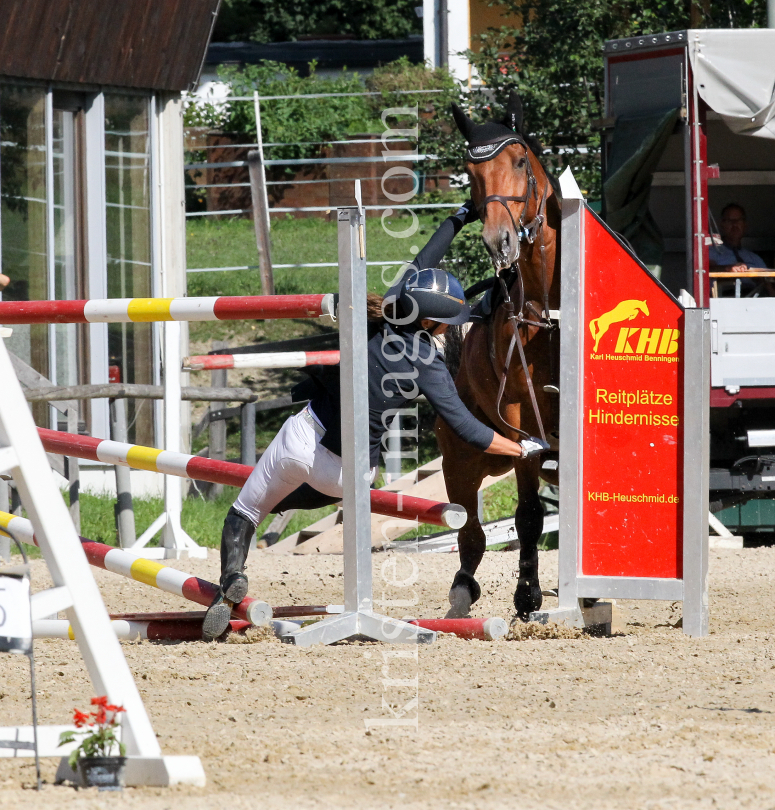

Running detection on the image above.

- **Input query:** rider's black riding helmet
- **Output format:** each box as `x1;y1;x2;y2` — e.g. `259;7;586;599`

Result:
386;268;471;326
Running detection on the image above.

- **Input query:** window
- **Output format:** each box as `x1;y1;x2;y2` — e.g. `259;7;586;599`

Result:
104;94;153;445
0;86;50;424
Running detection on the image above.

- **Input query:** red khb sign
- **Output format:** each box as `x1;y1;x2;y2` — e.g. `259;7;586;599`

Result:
580;209;684;579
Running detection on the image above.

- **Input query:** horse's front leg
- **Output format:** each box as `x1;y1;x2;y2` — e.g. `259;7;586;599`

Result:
514;459;544;621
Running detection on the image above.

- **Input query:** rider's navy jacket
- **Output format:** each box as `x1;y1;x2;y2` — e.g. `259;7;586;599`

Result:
303;207;495;465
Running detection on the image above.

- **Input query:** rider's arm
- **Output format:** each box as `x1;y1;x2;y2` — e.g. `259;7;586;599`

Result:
420;358;524;457
416;350;493;449
485;431;525;456
412;201;478;272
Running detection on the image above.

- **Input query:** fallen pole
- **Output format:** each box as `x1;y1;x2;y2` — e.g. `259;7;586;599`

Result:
32;619;299;641
408;617;508;640
183;350;340;371
109;607;344;621
33;618;252;642
34;613;507;642
0;511;271;626
38;428;466;529
33;618;303;642
0;294;335;324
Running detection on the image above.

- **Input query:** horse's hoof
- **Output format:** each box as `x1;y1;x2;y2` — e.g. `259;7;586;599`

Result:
513;580;543;622
446;587;472;618
447;570;481;618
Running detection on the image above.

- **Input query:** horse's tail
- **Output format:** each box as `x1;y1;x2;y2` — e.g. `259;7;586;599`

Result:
589;317;599;341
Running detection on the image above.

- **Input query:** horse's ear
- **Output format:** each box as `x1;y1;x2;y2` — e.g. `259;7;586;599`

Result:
503;91;524;134
451;103;474;141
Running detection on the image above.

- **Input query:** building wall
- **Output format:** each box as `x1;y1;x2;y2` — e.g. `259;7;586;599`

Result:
423;0;521;82
469;0;519;53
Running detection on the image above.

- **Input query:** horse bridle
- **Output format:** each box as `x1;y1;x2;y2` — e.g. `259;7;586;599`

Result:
473;141;554;443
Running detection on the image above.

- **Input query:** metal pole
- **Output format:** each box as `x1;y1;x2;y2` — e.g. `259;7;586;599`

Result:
66;407;80;533
768;0;775;28
208;339;228;500
385;413;402;484
110;398;136;548
437;0;449;67
681;308;710;637
247;151;274;295
240;401;256;467
557;198;584;619
155;320;205;557
252;92;271;234
284;205;434;646
338;206;373;615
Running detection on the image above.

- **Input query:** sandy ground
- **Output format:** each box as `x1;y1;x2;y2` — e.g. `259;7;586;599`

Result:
2;546;775;809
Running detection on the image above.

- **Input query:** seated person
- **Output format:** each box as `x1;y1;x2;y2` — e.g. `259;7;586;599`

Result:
709;203;772;296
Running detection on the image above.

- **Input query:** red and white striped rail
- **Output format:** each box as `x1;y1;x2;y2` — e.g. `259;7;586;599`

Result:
33;618;254;642
0;510;271;626
34;616;507;642
37;428;467;529
409;617;508;640
183;350;340;371
0;294;335;324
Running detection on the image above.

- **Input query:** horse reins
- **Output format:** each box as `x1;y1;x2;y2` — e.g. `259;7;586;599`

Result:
475;144;554;443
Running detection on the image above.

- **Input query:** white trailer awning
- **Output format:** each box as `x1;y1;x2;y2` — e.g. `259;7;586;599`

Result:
689;29;775;140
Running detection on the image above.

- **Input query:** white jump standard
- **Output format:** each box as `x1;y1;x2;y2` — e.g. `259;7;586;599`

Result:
282;206;437;646
0;337;205;786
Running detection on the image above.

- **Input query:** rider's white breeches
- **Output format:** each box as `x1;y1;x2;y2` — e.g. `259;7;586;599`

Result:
233;406;376;527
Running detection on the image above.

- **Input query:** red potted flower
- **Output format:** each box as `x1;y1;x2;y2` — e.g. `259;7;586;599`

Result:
58;696;127;790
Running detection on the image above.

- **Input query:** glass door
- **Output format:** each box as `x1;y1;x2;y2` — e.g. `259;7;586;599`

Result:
0;87;88;429
1;85;50;429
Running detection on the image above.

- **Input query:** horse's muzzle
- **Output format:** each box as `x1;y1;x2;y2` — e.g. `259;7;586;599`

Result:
484;225;519;271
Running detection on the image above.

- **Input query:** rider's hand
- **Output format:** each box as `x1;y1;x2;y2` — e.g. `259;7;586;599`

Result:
454;199;479;225
731;263;749;273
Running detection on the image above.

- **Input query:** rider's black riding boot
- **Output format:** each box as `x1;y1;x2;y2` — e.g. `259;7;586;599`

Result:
203;506;255;641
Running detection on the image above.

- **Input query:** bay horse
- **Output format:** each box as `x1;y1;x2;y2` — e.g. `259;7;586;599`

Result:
436;92;562;621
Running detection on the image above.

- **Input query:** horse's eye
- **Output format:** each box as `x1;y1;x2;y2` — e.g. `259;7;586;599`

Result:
516;157;526;168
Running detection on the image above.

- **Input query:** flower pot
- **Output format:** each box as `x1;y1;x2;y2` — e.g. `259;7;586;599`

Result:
77;756;126;790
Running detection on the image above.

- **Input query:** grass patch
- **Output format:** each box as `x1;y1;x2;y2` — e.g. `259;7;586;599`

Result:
42;487;336;550
186;213;437;344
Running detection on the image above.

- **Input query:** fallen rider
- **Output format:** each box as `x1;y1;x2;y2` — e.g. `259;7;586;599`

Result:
203;204;549;640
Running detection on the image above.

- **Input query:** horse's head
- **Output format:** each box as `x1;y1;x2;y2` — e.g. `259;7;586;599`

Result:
452;92;541;271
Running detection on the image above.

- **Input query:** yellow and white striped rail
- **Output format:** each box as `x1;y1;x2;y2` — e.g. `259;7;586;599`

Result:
0;510;271;626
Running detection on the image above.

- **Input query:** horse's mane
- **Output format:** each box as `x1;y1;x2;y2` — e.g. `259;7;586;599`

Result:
522;134;562;202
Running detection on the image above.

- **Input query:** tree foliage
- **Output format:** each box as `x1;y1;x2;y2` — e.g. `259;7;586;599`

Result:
195;0;769;285
213;0;422;43
467;0;768;198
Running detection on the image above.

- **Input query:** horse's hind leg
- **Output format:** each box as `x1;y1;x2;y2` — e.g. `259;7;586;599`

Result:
513;460;544;621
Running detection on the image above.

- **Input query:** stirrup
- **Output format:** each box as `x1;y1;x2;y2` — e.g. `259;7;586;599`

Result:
519;436;550;459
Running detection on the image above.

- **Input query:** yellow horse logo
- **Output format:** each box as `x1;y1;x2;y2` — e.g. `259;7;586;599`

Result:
589;300;649;352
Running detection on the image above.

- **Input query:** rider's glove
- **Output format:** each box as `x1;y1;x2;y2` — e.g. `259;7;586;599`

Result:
453;199;479;226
